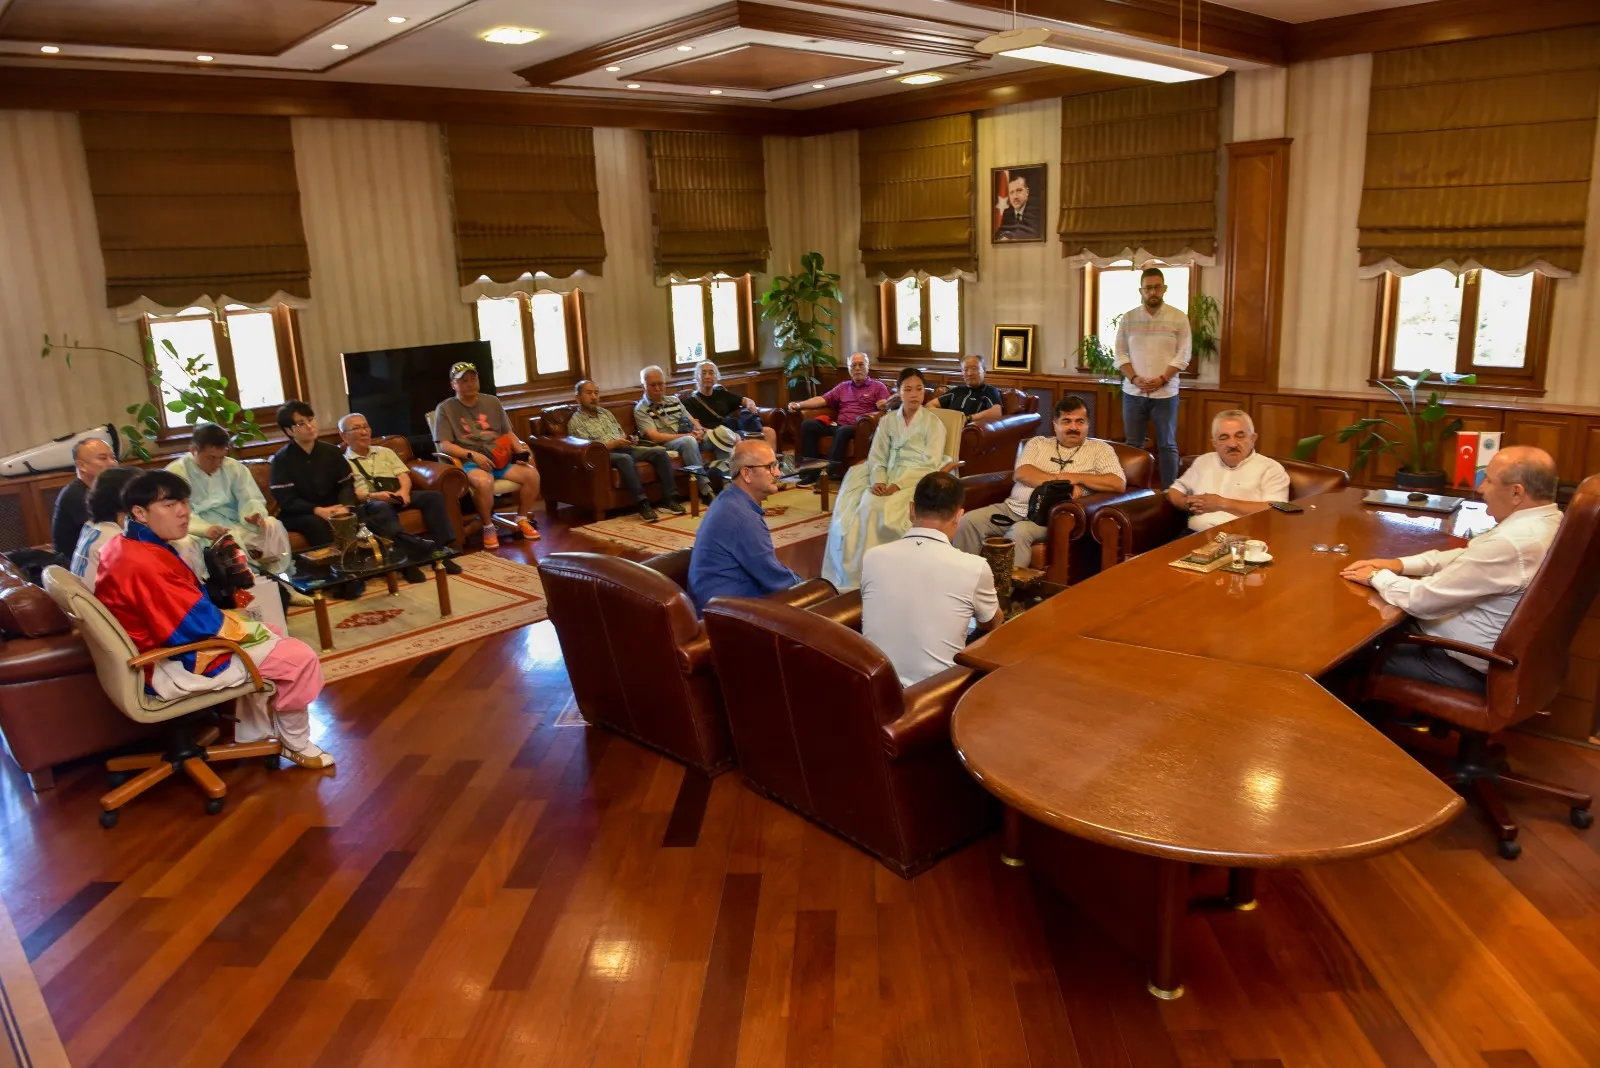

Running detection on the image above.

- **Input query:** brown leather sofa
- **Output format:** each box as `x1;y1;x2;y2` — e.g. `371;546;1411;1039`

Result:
1091;456;1350;570
532;401;784;523
702;595;999;877
240;434;471;549
537;549;834;775
0;556;159;790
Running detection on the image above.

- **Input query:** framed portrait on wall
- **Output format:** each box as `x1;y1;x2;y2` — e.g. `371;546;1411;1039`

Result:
990;164;1046;243
993;325;1035;373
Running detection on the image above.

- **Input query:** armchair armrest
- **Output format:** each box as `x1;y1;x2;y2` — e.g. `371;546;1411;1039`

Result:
769;577;837;610
128;638;266;691
1394;631;1517;669
1089;489;1185;571
406;459;467;498
850;413;882;462
959;471;1014;511
808;589;862;631
881;664;979;761
677;628;714;675
529;435;611;469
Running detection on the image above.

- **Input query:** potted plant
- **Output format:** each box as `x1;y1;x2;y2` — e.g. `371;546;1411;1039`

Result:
1075;333;1119;379
1293;369;1476;490
759;251;842;399
1188;292;1220;371
42;332;266;461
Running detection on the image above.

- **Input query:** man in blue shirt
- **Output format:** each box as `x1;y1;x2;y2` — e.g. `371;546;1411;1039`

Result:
689;440;800;612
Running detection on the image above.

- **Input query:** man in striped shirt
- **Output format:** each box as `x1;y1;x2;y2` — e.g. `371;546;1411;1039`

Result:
1114;266;1192;488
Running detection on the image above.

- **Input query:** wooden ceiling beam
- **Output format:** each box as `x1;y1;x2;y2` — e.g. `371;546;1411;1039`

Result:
1285;0;1600;63
940;0;1287;65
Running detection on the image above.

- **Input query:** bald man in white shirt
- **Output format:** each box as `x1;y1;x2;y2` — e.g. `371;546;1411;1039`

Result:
1342;446;1562;693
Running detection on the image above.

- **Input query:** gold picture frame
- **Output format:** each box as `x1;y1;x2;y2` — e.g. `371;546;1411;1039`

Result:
993;324;1035;373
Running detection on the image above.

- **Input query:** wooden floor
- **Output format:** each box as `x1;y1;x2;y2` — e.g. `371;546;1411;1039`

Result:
4;511;1600;1067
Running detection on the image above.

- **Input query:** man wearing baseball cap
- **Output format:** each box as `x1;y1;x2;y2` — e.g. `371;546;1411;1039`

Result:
431;361;541;550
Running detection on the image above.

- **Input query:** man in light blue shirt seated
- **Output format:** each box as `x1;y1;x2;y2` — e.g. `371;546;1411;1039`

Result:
689;440;800;613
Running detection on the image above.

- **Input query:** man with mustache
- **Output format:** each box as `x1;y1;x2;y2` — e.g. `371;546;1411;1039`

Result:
1167;409;1289;532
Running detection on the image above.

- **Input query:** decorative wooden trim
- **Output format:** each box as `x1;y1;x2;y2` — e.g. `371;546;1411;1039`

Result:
1286;0;1600;62
798;66;1131;134
513;2;742;87
1219;138;1291;393
942;0;1287;65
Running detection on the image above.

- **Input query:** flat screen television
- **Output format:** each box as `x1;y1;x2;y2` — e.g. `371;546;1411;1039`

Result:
341;340;496;439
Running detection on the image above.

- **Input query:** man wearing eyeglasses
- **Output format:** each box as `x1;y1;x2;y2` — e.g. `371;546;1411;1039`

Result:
688;440;800;613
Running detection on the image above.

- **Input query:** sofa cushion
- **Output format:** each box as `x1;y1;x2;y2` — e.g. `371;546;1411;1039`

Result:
0;634;95;685
0;584;72;639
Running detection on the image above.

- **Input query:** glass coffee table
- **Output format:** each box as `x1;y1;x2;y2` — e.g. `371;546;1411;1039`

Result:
778;457;833;511
272;541;459;651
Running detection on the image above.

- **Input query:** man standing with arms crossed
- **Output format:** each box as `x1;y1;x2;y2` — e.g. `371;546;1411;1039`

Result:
1115;267;1191;488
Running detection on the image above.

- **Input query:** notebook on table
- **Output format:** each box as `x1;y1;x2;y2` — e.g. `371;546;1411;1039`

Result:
1362;489;1466;515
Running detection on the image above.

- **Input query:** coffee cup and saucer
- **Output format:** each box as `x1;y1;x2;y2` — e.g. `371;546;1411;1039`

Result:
1243;539;1272;565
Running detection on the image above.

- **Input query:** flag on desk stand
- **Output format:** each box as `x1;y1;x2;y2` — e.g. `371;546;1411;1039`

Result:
1453;432;1479;489
1475;432;1502;489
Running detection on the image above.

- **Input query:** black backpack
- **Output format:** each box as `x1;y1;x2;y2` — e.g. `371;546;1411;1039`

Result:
1025;481;1076;526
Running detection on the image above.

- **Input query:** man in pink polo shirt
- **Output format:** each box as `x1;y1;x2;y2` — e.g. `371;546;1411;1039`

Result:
786;351;891;484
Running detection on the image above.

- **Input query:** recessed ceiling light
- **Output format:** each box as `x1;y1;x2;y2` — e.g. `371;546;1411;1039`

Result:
39;45;59;53
196;55;214;62
884;68;900;75
605;65;621;72
812;83;826;89
331;43;349;50
387;15;407;24
709;89;722;95
483;27;541;45
900;73;943;85
890;50;906;55
626;83;641;89
676;45;693;52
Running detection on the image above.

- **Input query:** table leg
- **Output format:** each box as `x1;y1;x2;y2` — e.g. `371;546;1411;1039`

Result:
384;571;399;596
1226;868;1258;911
1147;859;1188;1000
818;471;831;512
312;592;333;652
689;477;701;519
435;562;453;617
1000;807;1024;868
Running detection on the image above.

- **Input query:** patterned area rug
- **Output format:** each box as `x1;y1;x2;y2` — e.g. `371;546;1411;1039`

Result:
574;486;832;555
0;896;68;1068
285;553;546;683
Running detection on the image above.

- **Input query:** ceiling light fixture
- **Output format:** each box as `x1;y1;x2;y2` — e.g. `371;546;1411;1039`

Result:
676;45;693;51
483;27;541;45
626;83;641;89
900;73;943;85
196;55;214;62
812;83;826;89
883;68;899;75
890;50;905;55
40;45;60;53
605;65;621;71
709;89;722;95
975;26;1225;83
387;15;407;24
331;43;349;50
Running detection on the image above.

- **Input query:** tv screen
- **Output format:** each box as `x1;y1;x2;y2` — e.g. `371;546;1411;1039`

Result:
341;340;496;439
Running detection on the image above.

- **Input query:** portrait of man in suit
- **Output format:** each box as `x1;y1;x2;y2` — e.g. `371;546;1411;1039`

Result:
992;164;1046;243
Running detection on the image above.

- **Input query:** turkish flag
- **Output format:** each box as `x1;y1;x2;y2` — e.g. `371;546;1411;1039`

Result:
1453;432;1479;488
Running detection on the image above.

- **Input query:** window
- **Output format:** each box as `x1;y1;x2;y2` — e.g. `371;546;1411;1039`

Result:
141;304;305;430
472;290;589;392
1079;260;1195;370
1373;269;1553;392
668;275;754;369
879;276;962;362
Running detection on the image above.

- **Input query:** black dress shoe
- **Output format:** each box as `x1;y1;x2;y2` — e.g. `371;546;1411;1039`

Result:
442;558;463;575
638;502;659;522
400;565;428;584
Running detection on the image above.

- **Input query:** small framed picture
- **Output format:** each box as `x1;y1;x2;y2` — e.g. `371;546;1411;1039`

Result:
990;164;1047;243
993;325;1035;373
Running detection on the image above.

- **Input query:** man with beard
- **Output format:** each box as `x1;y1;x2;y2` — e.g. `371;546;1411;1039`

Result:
1167;410;1289;532
1115;266;1192;487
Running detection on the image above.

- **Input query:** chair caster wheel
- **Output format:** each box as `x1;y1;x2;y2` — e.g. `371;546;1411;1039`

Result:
99;809;119;829
264;755;282;770
205;798;224;816
1497;838;1522;860
107;771;127;788
1572;807;1593;830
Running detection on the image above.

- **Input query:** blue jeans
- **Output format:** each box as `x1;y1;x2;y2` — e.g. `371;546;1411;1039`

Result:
1123;393;1180;488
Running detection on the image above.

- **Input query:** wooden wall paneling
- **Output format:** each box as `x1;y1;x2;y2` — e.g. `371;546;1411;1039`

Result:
1503;412;1583;483
1576;419;1600;481
1301;398;1366;478
1219;139;1292;393
1367;404;1503;484
1250;395;1304;460
1192;393;1251;455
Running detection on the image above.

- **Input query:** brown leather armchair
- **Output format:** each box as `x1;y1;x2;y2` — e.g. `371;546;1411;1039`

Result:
537;551;835;775
531;402;692;523
702;596;999;877
675;388;785;447
1091;456;1350;571
783;377;895;473
1368;474;1600;859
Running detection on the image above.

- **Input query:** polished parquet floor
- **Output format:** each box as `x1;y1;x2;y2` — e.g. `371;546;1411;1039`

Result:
3;516;1600;1067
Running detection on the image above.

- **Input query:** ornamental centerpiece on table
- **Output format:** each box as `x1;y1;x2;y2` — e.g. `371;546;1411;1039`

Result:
1293;369;1476;490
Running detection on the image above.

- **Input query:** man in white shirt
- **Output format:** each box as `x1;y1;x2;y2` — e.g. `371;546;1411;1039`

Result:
1342;446;1562;693
955;397;1127;567
863;472;1000;687
1167;410;1290;532
1115;267;1192;488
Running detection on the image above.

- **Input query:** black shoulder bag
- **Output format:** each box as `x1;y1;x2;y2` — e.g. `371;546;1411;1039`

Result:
1025;480;1076;526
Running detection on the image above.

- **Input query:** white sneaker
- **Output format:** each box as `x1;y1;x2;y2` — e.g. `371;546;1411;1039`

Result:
282;744;335;769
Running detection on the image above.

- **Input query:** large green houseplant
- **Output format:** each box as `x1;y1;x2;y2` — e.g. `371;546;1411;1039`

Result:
1188;292;1220;370
41;332;266;461
759;251;842;398
1293;369;1476;489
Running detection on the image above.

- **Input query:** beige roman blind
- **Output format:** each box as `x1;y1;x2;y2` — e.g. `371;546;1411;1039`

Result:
648;131;770;279
858;114;976;279
445;123;606;283
1057;80;1220;260
79;112;310;309
1358;27;1600;274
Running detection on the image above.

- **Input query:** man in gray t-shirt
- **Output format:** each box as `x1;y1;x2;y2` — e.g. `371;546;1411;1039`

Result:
634;364;713;496
431;361;542;548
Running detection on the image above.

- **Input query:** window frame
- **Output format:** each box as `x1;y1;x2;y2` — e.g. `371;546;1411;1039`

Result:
1077;262;1201;375
137;304;306;433
667;274;757;373
469;289;591;397
877;277;964;365
1370;270;1553;395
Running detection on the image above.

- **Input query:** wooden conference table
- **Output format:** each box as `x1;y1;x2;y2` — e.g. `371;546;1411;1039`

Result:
951;488;1474;997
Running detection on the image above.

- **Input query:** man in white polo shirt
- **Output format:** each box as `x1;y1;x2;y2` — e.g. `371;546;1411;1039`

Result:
862;472;1000;687
1168;409;1290;532
1115;266;1192;488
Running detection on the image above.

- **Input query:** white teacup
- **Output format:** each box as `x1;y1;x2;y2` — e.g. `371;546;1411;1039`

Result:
1244;539;1270;562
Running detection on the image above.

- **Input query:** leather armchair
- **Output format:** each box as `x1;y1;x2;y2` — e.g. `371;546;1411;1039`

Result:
1368;474;1600;859
1026;441;1155;586
702;596;999;877
952;390;1042;477
1091;456;1350;571
783;378;895;473
532;402;692;523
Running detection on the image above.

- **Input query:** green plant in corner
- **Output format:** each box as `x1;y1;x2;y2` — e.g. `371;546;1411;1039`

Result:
1292;369;1476;482
41;332;266;461
759;251;842;397
1075;333;1118;377
1188;292;1220;369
